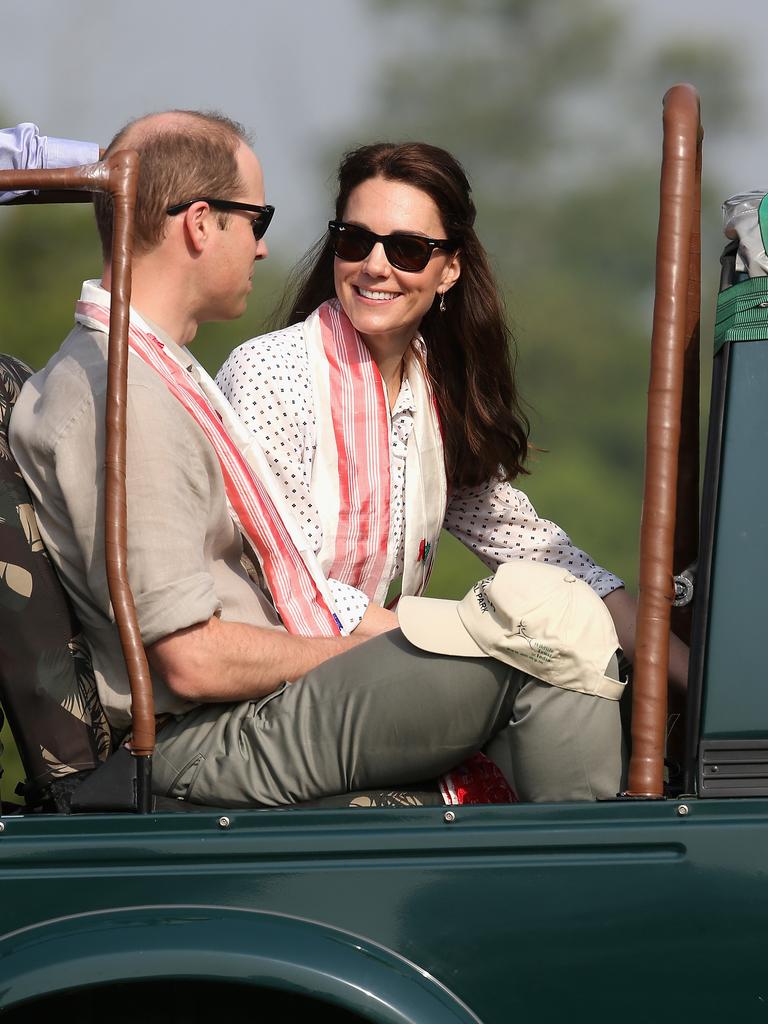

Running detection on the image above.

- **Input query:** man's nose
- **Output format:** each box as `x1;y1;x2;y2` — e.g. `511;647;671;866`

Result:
254;238;268;261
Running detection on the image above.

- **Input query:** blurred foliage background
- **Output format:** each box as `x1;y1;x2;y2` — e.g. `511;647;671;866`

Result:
0;0;749;603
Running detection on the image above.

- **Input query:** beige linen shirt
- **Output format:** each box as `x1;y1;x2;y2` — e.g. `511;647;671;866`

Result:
10;318;281;731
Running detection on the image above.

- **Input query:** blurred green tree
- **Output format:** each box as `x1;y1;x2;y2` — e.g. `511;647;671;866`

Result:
0;200;287;374
336;0;749;597
0;1;750;600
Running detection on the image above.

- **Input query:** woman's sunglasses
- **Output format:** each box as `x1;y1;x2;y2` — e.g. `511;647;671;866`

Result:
166;197;275;240
328;221;458;273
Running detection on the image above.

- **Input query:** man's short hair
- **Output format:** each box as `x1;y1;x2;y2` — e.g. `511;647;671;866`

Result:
94;110;249;258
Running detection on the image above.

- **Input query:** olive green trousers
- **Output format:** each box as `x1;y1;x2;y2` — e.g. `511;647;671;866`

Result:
152;630;623;807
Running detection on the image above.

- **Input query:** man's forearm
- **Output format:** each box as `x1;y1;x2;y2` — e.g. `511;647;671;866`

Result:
148;615;366;703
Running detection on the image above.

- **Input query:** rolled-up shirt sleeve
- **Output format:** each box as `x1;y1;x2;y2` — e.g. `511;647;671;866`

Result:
0;123;99;203
444;477;624;598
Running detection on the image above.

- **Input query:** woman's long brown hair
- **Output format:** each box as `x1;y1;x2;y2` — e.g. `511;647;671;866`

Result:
282;142;529;489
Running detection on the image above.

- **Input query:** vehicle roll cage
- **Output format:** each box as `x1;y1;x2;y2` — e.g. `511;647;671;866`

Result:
0;151;154;812
0;84;703;809
628;83;701;797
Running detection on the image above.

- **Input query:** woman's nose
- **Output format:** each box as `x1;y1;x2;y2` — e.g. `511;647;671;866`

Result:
361;241;390;276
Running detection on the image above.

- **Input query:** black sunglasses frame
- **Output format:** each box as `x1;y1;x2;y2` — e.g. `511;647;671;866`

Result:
167;197;275;240
328;220;459;272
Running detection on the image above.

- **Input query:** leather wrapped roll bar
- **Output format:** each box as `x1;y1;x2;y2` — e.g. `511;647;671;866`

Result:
0;154;155;808
627;84;702;797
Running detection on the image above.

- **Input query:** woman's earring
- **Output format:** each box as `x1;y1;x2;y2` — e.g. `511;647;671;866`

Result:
439;291;446;313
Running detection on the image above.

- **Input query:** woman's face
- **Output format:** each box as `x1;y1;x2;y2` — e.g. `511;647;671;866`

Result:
333;176;461;355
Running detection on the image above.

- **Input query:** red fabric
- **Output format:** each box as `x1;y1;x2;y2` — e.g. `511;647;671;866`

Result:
439;752;518;805
319;302;391;598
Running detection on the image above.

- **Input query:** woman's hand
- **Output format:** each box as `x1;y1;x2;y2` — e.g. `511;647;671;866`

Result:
353;602;399;638
602;587;690;700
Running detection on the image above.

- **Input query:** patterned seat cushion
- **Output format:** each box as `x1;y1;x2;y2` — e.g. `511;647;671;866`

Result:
0;354;111;795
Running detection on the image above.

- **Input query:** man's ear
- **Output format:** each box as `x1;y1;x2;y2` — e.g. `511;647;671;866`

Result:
183;202;211;254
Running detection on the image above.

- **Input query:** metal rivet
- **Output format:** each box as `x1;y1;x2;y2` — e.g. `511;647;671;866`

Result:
0;821;5;833
217;816;231;829
711;765;719;773
443;810;456;823
677;804;689;816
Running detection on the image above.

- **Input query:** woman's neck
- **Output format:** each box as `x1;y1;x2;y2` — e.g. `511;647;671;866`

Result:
361;332;412;410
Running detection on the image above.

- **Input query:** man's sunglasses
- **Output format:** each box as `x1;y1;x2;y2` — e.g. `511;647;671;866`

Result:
166;198;275;240
328;221;458;273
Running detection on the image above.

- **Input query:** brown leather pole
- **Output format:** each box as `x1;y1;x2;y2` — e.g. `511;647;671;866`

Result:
627;84;701;796
670;130;702;646
0;157;156;761
4;151;107;205
0;164;110;194
103;151;155;759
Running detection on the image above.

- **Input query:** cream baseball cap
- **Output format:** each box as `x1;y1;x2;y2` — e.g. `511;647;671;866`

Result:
398;562;624;700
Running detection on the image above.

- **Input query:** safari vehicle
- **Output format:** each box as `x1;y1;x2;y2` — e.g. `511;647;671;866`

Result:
0;84;765;1023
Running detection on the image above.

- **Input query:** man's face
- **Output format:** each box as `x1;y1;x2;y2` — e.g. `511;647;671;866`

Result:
202;143;268;322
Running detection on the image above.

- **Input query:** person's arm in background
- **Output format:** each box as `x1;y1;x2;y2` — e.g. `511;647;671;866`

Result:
0;123;99;203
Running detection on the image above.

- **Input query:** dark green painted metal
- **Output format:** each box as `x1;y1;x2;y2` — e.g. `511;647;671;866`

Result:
701;336;768;739
2;799;768;1023
0;905;480;1024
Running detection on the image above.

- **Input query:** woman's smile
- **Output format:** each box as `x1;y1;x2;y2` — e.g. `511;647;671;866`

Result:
354;286;402;302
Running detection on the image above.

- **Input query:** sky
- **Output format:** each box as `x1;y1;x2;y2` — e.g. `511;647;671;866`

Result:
1;0;382;251
1;0;766;258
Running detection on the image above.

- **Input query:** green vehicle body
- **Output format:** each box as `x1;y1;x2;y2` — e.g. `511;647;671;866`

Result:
2;797;768;1020
2;100;768;1023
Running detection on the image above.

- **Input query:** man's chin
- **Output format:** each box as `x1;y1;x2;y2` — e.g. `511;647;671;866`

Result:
202;301;249;324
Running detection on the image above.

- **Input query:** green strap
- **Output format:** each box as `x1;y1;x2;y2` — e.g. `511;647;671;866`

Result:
714;203;768;353
715;275;768;353
759;194;768;254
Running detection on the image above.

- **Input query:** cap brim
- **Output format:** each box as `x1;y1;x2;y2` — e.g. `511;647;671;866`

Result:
397;596;488;658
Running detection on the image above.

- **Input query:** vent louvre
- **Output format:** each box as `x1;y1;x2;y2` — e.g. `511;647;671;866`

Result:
699;740;768;797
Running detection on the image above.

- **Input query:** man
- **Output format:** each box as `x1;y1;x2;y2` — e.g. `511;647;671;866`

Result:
7;111;623;806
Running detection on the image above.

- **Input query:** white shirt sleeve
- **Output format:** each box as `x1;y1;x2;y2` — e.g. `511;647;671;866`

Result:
0;123;100;203
444;477;624;598
327;578;370;633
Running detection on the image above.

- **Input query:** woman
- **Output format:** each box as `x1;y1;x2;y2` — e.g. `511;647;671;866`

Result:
217;142;648;668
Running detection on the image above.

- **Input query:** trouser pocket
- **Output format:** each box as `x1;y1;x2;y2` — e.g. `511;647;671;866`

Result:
164;752;206;800
248;681;289;720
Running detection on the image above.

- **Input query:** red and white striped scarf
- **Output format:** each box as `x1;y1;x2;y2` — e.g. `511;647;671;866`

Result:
75;282;342;638
307;301;447;604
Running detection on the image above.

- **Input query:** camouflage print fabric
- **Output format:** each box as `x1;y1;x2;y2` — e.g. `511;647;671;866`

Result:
0;354;111;792
291;789;444;809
